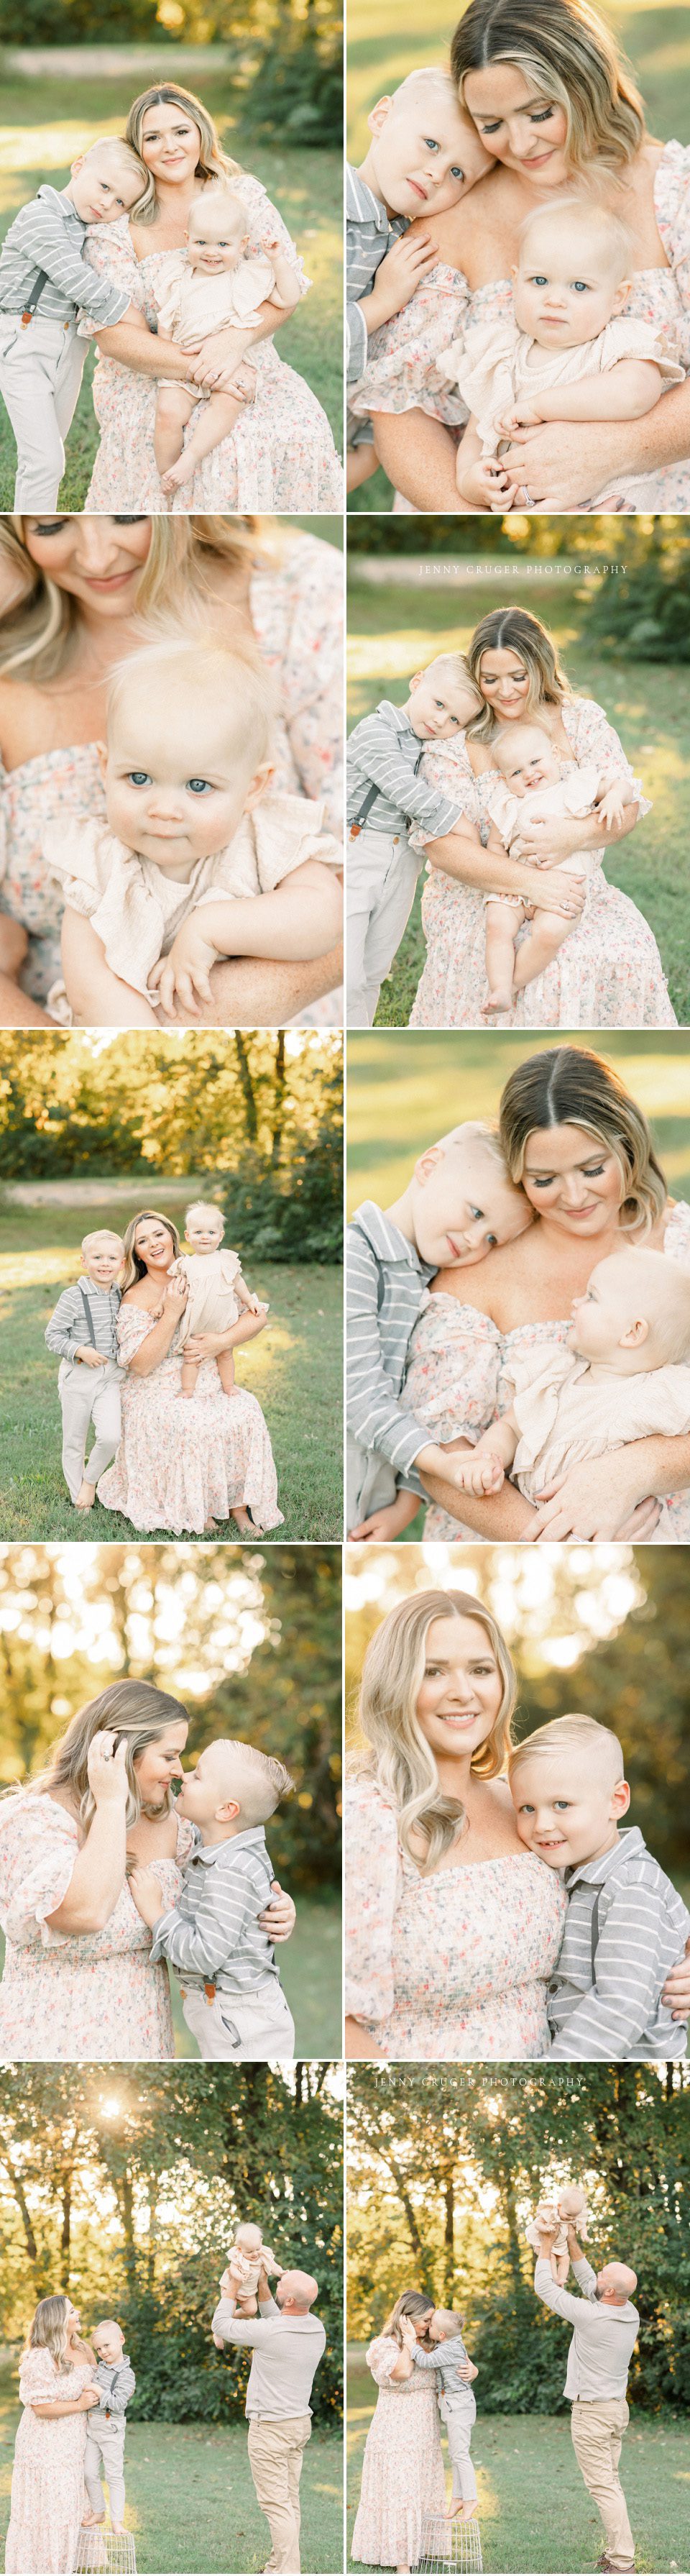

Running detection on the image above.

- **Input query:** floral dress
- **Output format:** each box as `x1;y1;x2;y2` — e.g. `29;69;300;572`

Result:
0;536;343;1010
5;2349;93;2575
98;1303;282;1537
408;699;676;1030
403;1199;690;1543
349;139;690;508
344;1774;566;2060
351;2335;446;2569
0;1795;195;2060
80;175;342;509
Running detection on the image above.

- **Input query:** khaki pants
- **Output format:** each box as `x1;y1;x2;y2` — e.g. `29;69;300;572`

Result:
180;1981;295;2061
58;1356;121;1502
0;314;88;507
346;826;420;1027
441;2390;477;2503
83;2419;126;2524
247;2413;311;2573
571;2398;634;2570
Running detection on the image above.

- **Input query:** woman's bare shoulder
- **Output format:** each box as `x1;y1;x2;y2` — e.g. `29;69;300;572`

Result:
432;1231;533;1310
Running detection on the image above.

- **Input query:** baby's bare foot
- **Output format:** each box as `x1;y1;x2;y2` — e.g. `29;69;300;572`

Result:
482;986;514;1014
160;454;194;494
75;1479;96;1510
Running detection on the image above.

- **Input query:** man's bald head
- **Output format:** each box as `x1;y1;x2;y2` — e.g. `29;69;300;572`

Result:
597;2262;638;2305
276;2270;319;2314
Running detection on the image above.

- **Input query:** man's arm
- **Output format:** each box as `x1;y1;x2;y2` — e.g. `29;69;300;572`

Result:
533;2253;594;2320
212;2296;277;2345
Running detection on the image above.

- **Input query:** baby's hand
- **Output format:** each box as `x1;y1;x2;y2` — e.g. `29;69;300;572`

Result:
497;400;544;434
246;1292;268;1315
456;1449;505;1496
149;921;218;1021
128;1865;165;1927
457;456;520;511
597;787;626;832
212;2331;224;2349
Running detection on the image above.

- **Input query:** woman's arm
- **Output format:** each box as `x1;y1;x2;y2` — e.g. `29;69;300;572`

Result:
509;805;639;865
158;945;343;1029
500;375;690;508
126;1276;188;1376
47;1735;129;1935
187;282;301;389
372;407;461;508
0;974;51;1026
32;2390;100;2417
525;1433;690;1541
93;321;201;380
344;2011;387;2061
424;822;587;918
419;1444;538;1535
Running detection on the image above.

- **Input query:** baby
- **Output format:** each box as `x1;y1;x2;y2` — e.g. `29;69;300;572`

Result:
525;2186;590;2285
481;721;635;1013
154;188;296;499
445;1246;690;1533
83;2318;135;2539
43;638;343;1031
129;1737;296;2062
509;1714;690;2060
447;196;684;513
170;1201;267;1400
215;2224;282;2334
407;2308;479;2523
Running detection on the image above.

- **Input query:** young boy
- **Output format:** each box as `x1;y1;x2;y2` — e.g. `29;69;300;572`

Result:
45;1228;124;1512
346;654;484;1028
346;1119;530;1538
346;68;492;490
0;138;147;508
129;1739;296;2062
83;2318;136;2539
410;2308;479;2521
509;1714;690;2060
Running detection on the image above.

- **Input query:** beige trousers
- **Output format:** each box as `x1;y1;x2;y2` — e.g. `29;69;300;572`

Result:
247;2412;311;2573
570;2397;634;2570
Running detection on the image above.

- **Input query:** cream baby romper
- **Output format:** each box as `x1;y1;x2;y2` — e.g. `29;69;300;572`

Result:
506;1343;690;1534
155;248;280;396
484;762;607;914
173;1247;244;1348
442;312;685;509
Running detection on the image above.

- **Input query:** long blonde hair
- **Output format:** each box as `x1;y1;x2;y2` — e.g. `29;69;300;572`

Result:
381;2290;436;2347
121;1210;180;1293
451;0;645;175
22;2295;73;2375
465;609;571;744
499;1046;667;1237
355;1589;517;1872
0;518;280;683
33;1681;189;1831
124;83;240;222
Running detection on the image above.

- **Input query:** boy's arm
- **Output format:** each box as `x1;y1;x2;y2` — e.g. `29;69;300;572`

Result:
349;724;469;842
149;1864;252;1979
45;1286;80;1358
548;1884;678;2060
111;2363;136;2407
346;1229;433;1488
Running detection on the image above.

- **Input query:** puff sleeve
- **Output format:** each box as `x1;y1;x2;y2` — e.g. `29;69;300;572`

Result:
0;1797;79;1948
344;1775;400;2037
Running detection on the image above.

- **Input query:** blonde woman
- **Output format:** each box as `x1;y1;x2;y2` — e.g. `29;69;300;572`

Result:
97;1210;281;1537
0;1680;293;2060
353;0;690;513
78;82;341;510
5;2295;101;2575
405;607;675;1029
0;512;343;1030
351;2290;446;2576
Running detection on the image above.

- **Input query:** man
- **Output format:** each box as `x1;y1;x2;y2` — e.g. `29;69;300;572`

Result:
533;2216;639;2574
212;2262;326;2574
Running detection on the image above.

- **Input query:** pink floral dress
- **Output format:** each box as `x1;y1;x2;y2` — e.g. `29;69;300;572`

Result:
344;1774;566;2059
350;139;690;508
403;1199;690;1543
351;2337;446;2569
0;537;343;1009
5;2349;93;2575
0;1795;196;2060
98;1302;282;1537
408;699;676;1029
80;175;342;508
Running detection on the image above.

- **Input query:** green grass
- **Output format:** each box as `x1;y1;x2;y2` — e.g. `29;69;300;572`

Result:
346;570;690;1024
346;0;690;509
0;2365;344;2575
346;2353;688;2575
0;1189;343;1540
0;79;341;505
170;1890;341;2059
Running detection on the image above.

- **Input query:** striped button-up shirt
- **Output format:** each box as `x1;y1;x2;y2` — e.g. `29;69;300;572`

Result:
45;1278;121;1363
150;1824;281;1996
413;2331;470;2395
346;1200;436;1494
534;2257;638;2402
346;165;406;385
87;2356;136;2433
0;186;131;326
547;1827;689;2061
347;701;465;841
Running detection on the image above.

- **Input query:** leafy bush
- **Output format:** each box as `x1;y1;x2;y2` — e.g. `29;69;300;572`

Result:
243;3;342;145
581;545;690;661
219;1133;342;1263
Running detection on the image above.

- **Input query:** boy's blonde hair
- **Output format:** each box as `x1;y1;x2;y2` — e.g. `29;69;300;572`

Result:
185;1201;225;1234
106;637;277;772
390;68;464;117
81;1228;124;1258
83;137;147;190
223;1737;295;1827
433;2308;465;2337
431;1119;518;1183
91;2318;124;2340
423;651;482;699
509;1714;624;1786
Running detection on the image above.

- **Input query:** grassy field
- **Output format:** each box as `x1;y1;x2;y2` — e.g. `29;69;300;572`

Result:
346;0;690;509
0;78;341;506
0;2365;343;2575
346;1029;690;1211
346;2352;687;2574
0;1187;343;1540
346;567;690;1024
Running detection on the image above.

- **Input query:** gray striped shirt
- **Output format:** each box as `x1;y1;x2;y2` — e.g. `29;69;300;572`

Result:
346;165;406;385
150;1824;281;1996
534;2257;638;2402
0;186;131;326
347;700;465;841
548;1827;689;2061
87;2357;136;2433
45;1278;121;1363
346;1200;435;1492
414;2331;470;2395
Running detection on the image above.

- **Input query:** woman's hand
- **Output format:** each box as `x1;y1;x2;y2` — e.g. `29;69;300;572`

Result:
516;866;586;918
510;815;592;864
128;1865;165;1927
258;1879;295;1942
524;1453;661;1543
87;1732;129;1809
662;1937;690;2019
500;418;620;508
184;1328;233;1361
399;2317;418;2349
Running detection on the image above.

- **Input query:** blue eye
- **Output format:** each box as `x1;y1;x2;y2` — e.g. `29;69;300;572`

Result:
450;165;464;181
572;280;589;293
423;138;440;152
186;777;213;795
128;770;151;787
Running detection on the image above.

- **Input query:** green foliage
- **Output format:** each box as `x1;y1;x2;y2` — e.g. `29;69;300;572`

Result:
243;0;343;145
582;524;690;661
0;1031;342;1186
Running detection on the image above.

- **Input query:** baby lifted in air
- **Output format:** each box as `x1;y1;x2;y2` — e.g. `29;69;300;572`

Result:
525;2186;591;2285
213;2224;283;2340
482;721;635;1013
154;186;298;498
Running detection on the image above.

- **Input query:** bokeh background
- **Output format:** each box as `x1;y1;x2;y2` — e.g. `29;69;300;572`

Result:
346;518;690;1025
0;2062;344;2575
0;1028;342;1542
0;1538;342;2054
346;2062;689;2575
0;0;342;505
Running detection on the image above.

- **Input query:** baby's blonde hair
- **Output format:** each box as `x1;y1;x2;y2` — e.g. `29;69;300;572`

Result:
518;191;634;283
188;185;247;234
185;1201;225;1234
509;1713;624;1785
492;721;554;769
107;636;277;772
595;1247;690;1366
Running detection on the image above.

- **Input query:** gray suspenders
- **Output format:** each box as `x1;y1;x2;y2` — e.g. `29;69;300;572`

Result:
77;1284;96;1346
20;270;50;328
349;737;425;836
